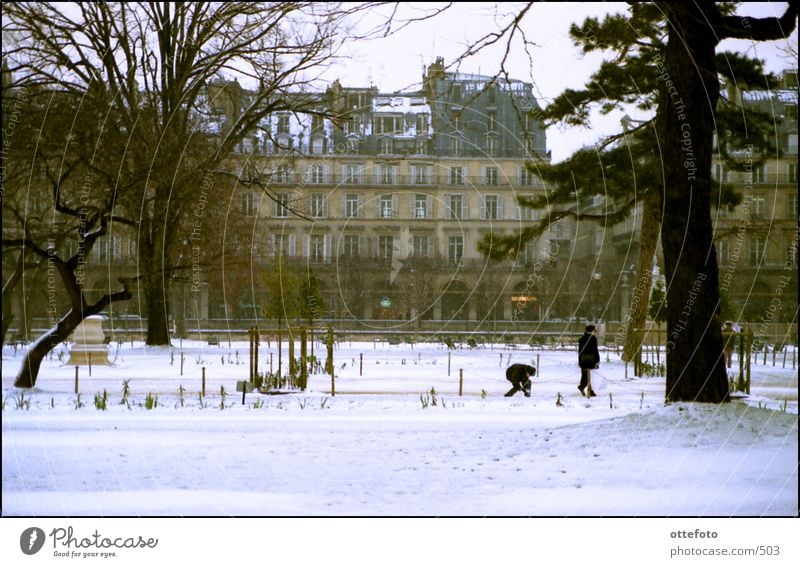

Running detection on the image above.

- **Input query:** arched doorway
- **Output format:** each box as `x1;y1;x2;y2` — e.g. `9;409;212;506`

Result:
511;280;539;321
441;280;468;320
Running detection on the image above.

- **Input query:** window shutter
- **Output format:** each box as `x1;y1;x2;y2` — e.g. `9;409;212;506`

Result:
497;196;504;219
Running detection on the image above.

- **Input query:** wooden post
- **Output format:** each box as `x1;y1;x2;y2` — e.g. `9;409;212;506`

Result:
536;354;540;376
288;329;296;378
180;352;185;376
459;369;463;397
448;351;451;376
772;345;777;366
254;328;259;381
326;326;335;396
74;366;79;394
278;327;283;377
249;328;254;382
359;353;363;376
300;327;308;390
202;367;206;397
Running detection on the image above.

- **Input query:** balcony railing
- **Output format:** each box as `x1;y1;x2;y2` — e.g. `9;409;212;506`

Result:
264;173;546;188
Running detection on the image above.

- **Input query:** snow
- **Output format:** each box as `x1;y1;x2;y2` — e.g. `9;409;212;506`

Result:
3;338;796;520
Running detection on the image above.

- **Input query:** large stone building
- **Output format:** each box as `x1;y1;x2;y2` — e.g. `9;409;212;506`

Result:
217;58;559;327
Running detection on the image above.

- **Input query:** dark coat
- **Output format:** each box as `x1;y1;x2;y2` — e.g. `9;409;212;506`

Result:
506;363;536;384
578;332;600;369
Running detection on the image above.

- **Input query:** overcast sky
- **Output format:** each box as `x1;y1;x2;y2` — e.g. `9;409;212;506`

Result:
329;2;798;162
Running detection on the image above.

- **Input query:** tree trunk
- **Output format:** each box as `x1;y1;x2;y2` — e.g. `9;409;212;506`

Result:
2;251;25;344
622;192;661;362
660;2;728;403
140;218;173;346
14;310;86;388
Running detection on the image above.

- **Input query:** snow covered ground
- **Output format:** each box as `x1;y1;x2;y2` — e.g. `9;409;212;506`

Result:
3;337;797;519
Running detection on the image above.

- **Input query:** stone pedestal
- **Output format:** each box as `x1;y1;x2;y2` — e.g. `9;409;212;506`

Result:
67;315;111;366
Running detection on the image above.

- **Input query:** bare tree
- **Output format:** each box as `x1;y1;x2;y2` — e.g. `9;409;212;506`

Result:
2;88;135;387
2;2;376;347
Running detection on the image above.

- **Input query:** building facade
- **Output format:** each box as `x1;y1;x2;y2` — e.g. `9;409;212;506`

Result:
5;62;795;340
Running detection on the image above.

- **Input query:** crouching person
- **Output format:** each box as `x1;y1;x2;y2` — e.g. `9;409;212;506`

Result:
505;363;536;397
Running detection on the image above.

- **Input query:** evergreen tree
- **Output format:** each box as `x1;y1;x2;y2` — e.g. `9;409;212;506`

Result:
478;2;797;402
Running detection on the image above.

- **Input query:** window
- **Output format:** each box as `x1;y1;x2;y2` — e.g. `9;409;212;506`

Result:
448;236;464;263
487;112;496;132
416;114;429;133
379;194;395;218
241;192;256;216
447;194;466;220
342;234;361;258
309;235;327;263
344;193;362;218
273;234;294;256
717;240;730;266
750;195;765;218
451;137;462;156
519;242;535;265
481;195;502;220
415;139;428;155
343;164;363;184
749;237;765;266
309;194;327;218
277;114;290;134
788;194;798;218
413;194;431;219
412;235;431;257
519;167;536;186
95;239;108;262
376;164;396;185
275;165;290;183
517;197;539;221
524;135;536;155
411;165;432;185
275;193;291;218
753;164;765;183
714;164;727;183
380;137;393;154
486;135;497;156
549;220;571;240
449;166;465;185
374;115;402;134
484;167;499;186
310;164;325;184
787;133;798;154
311;137;324;155
343;115;360;135
789;163;798;184
311;114;324;133
378;235;394;260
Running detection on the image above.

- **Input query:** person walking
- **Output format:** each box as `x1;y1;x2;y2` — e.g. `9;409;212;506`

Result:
578;324;600;397
504;363;536;397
